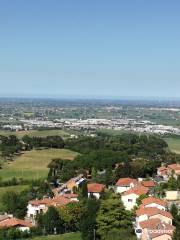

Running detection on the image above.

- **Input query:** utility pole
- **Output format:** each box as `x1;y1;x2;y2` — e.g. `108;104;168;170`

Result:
93;228;96;240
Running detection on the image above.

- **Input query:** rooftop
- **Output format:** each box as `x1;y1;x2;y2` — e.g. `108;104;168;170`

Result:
116;178;138;186
0;218;32;228
87;183;105;193
122;186;149;196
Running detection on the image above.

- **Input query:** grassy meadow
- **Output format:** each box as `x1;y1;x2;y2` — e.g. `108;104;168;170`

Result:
0;149;78;181
31;232;81;240
164;137;180;154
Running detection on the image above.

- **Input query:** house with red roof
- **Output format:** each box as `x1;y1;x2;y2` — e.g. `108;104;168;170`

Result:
157;163;180;180
87;183;105;199
27;196;74;219
157;166;168;179
115;178;138;194
135;218;175;240
141;180;157;188
121;186;149;210
136;207;173;225
139;197;167;211
167;163;180;179
0;217;33;232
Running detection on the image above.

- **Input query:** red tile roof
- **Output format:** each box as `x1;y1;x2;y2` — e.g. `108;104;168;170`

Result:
29;196;72;207
63;193;78;199
141;197;167;207
158;166;167;172
139;219;175;238
139;218;161;229
87;183;105;193
0;218;32;228
122;186;149;196
141;181;156;188
52;196;72;206
149;223;175;238
167;164;180;171
136;207;173;219
116;178;138;186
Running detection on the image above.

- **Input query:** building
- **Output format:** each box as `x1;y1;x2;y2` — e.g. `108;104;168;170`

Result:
0;214;13;223
135;218;175;240
167;164;180;180
87;183;105;199
53;174;85;195
27;196;74;219
157;163;180;180
136;207;173;225
121;186;149;210
157;166;168;179
66;174;85;192
165;190;180;201
0;217;32;232
139;197;167;211
141;181;157;188
115;178;138;194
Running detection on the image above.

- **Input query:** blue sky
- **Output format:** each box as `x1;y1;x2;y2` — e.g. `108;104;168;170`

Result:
0;0;180;98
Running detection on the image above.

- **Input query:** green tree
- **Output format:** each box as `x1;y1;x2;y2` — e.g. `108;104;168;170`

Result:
96;194;133;240
38;207;64;235
79;181;88;200
58;202;83;232
2;191;28;218
136;194;147;206
81;198;100;240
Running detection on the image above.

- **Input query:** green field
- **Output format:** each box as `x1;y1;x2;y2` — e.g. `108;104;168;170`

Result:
0;149;78;180
165;137;180;154
31;232;81;240
0;185;29;210
0;129;70;139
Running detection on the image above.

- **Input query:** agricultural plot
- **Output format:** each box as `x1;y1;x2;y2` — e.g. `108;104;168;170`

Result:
0;149;78;180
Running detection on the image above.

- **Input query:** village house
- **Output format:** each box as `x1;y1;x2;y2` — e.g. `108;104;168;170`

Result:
165;190;180;201
167;163;180;180
121;186;149;210
66;174;85;192
157;163;180;180
27;195;75;219
135;218;175;240
115;177;138;194
141;180;157;188
157;166;168;180
0;214;13;223
139;197;167;211
53;174;85;195
136;207;173;225
0;217;32;232
87;183;105;199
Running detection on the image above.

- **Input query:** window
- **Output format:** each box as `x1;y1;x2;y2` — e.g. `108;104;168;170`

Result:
128;199;133;202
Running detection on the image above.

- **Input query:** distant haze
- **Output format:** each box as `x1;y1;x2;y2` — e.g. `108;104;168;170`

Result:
0;0;180;98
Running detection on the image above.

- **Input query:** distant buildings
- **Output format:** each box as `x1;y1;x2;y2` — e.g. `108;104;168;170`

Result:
157;163;180;180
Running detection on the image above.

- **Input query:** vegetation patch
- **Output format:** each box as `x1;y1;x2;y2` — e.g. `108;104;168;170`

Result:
0;185;29;211
0;129;70;139
31;232;81;240
164;137;180;154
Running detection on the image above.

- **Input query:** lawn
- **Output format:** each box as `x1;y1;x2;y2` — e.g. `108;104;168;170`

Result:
0;185;29;211
0;129;70;139
0;149;78;180
164;137;180;154
31;232;81;240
